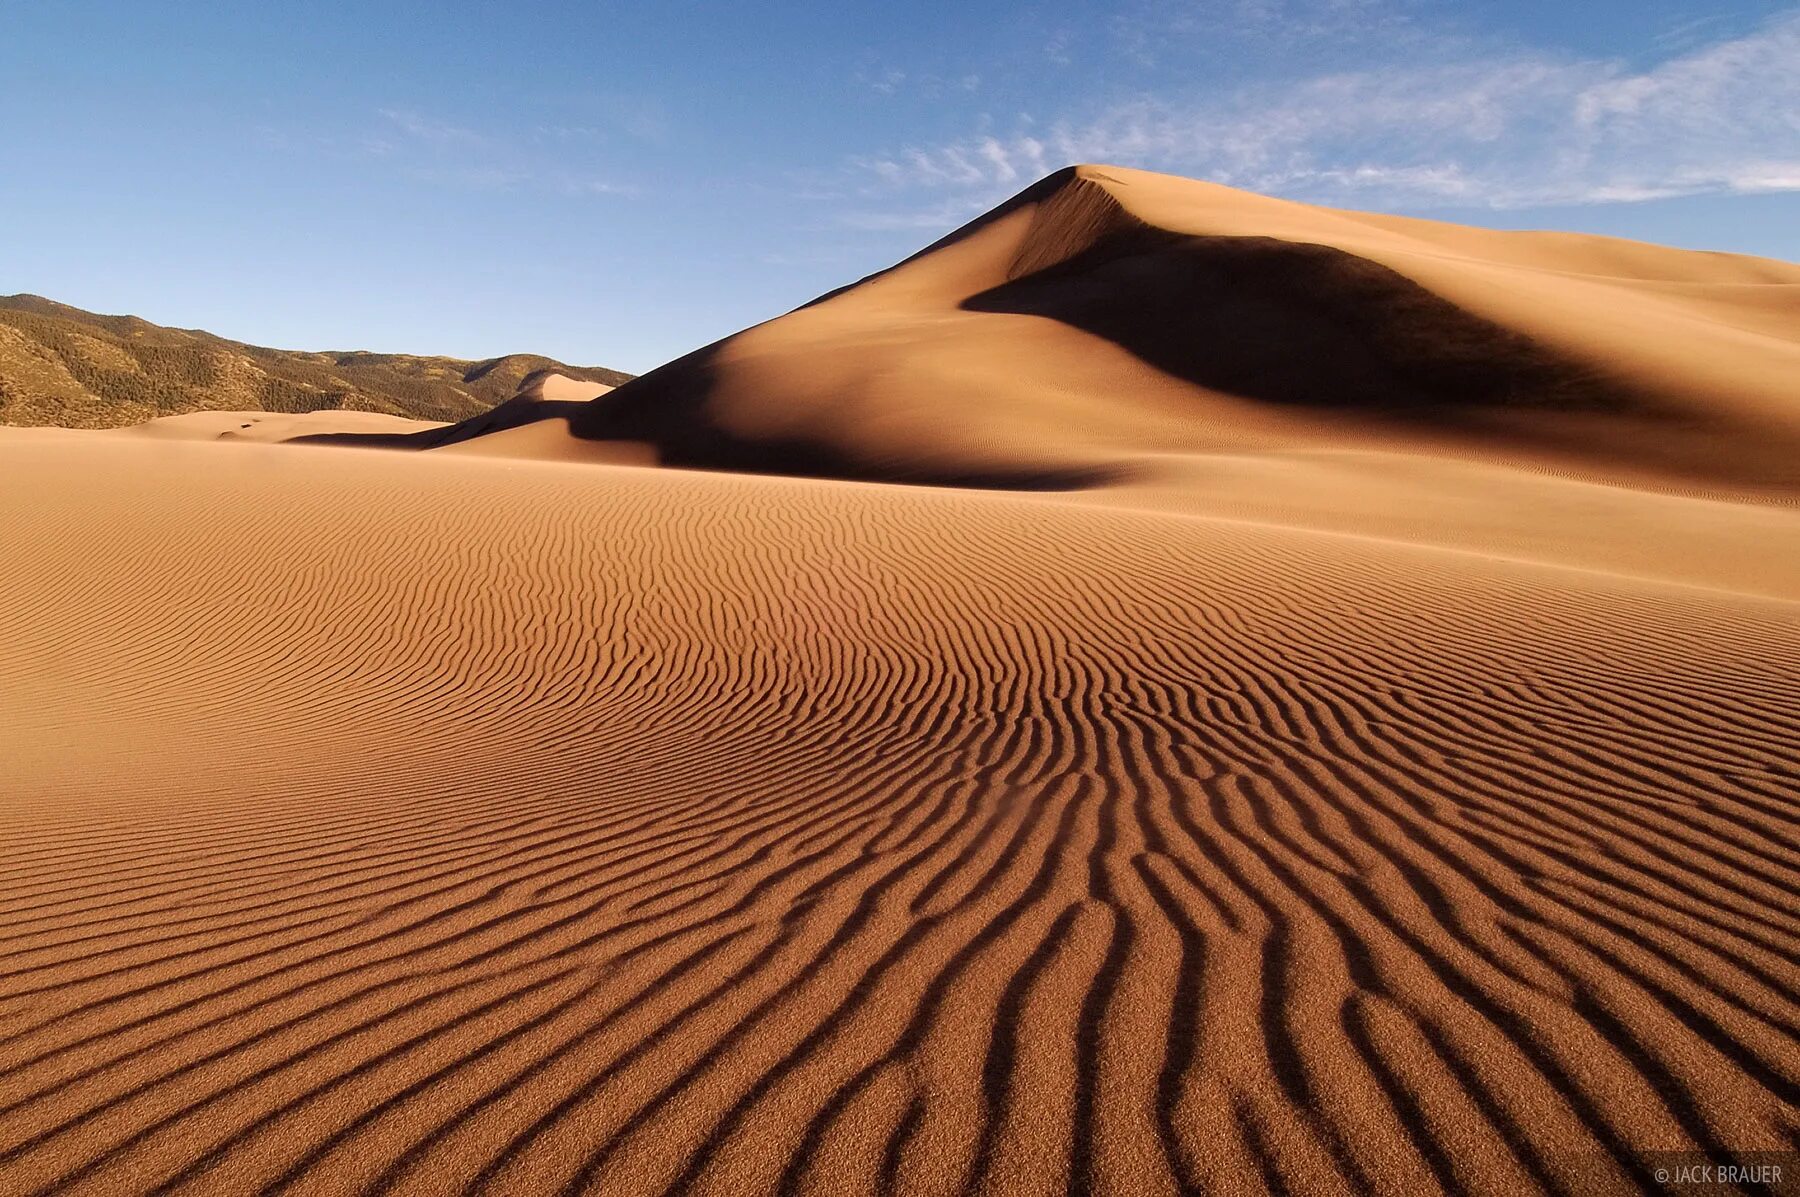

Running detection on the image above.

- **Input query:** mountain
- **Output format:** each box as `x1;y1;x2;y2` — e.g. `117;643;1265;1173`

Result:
0;294;633;428
328;165;1800;495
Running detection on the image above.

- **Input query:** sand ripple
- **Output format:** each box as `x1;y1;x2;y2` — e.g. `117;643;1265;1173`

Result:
1;440;1795;1195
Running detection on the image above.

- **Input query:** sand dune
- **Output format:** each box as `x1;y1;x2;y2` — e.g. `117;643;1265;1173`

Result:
523;372;616;404
311;166;1800;496
2;168;1798;1195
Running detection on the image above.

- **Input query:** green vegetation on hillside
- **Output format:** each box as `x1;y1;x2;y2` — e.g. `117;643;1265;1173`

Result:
0;294;633;428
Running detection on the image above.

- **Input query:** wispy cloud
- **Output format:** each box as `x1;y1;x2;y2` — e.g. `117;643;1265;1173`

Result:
352;108;644;199
377;108;489;148
853;63;983;100
556;177;642;198
1109;0;1430;68
857;65;909;96
402;164;530;191
847;9;1800;213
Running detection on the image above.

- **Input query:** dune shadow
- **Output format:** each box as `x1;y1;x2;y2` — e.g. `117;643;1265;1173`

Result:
294;394;594;452
303;338;1117;492
961;228;1642;421
567;343;1115;491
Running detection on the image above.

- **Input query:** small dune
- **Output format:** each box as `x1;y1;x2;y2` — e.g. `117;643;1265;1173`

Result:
1;167;1797;1195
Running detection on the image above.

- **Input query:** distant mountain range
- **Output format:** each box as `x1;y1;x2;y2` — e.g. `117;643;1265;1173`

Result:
0;294;633;428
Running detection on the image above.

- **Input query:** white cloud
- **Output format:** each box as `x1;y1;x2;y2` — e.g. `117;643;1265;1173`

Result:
849;9;1800;211
377;108;488;147
1720;163;1800;192
557;177;642;198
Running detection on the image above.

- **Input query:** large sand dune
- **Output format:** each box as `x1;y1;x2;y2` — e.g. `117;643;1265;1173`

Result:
307;166;1800;496
2;167;1797;1195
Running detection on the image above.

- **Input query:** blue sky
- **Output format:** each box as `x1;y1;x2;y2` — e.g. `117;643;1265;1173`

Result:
3;0;1796;373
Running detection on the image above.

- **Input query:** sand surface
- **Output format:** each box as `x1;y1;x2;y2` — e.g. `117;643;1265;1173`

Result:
2;168;1797;1195
525;373;615;404
127;409;453;443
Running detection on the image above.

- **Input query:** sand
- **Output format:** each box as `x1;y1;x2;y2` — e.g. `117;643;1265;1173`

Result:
127;409;453;443
525;373;615;404
1;167;1797;1196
